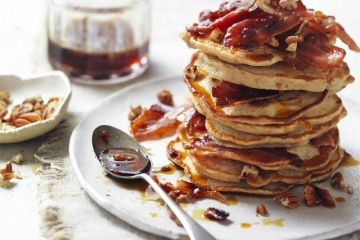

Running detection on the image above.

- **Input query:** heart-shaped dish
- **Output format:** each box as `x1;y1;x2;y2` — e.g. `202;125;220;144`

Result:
0;71;71;143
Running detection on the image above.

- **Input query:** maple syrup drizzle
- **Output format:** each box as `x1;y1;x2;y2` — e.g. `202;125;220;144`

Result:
240;223;252;228
339;152;360;167
262;218;284;227
335;197;346;203
191;208;209;221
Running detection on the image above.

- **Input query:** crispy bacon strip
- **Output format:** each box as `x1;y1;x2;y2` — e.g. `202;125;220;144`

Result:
328;23;360;52
130;104;180;141
186;0;256;36
296;29;346;69
184;108;206;136
130;104;194;142
212;81;280;107
224;9;311;49
186;0;359;70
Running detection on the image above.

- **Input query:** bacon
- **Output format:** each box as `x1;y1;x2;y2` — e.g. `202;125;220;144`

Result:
186;0;256;36
296;29;346;69
212;81;280;107
130;104;180;142
186;0;359;71
309;11;360;52
330;23;360;52
224;9;310;49
184;108;206;136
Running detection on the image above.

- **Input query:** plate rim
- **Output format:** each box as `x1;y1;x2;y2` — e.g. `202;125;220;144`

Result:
69;74;360;240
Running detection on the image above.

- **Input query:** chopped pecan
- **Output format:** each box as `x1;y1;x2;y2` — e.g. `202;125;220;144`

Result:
114;153;134;161
205;207;229;221
256;0;275;14
11;154;24;164
266;37;279;47
279;0;297;10
208;28;225;43
304;182;336;208
331;172;345;190
241;165;259;182
346;185;353;194
273;191;299;209
128;105;143;121
157;89;174;106
256;204;268;216
0;161;12;174
0;161;16;188
184;65;198;81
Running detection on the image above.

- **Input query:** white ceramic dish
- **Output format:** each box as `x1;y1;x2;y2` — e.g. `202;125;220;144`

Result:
69;75;360;240
0;71;71;143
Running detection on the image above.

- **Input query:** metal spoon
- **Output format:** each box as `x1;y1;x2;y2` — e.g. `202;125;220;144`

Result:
92;125;216;240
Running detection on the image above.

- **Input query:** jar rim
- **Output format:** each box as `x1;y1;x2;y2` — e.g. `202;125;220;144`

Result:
49;0;148;13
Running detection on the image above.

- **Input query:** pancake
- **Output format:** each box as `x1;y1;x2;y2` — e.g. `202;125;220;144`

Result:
183;126;339;172
167;137;343;194
167;137;293;195
184;67;329;125
206;109;345;148
189;146;341;187
192;51;353;92
180;32;284;67
193;93;344;135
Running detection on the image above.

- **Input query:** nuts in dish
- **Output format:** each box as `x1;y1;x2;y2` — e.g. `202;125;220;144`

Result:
0;71;71;143
0;94;61;131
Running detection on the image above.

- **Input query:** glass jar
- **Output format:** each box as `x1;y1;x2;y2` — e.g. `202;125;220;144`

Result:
47;0;150;84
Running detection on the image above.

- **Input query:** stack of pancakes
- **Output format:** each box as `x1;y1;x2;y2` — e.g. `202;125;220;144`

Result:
167;2;356;195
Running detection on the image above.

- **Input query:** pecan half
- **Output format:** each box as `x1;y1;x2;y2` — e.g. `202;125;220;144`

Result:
205;207;229;221
128;105;143;121
157;89;174;106
241;165;259;182
331;172;345;189
256;204;268;216
304;183;336;208
184;65;198;81
279;0;298;10
208;28;225;43
273;191;299;209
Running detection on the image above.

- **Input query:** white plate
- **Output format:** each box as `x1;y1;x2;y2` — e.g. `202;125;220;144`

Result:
69;75;360;240
0;71;71;143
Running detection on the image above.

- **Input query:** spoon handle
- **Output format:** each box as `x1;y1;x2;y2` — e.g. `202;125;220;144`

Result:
140;173;217;240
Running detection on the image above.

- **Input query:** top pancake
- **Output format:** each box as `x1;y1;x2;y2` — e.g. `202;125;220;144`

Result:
191;51;353;92
181;32;284;67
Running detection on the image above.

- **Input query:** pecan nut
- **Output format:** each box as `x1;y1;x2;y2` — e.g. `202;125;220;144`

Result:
256;204;268;216
304;182;336;208
157;89;174;106
273;191;300;209
331;172;345;189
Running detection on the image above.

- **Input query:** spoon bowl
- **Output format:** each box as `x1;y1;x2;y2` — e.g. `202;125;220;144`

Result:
92;125;152;179
92;125;216;240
